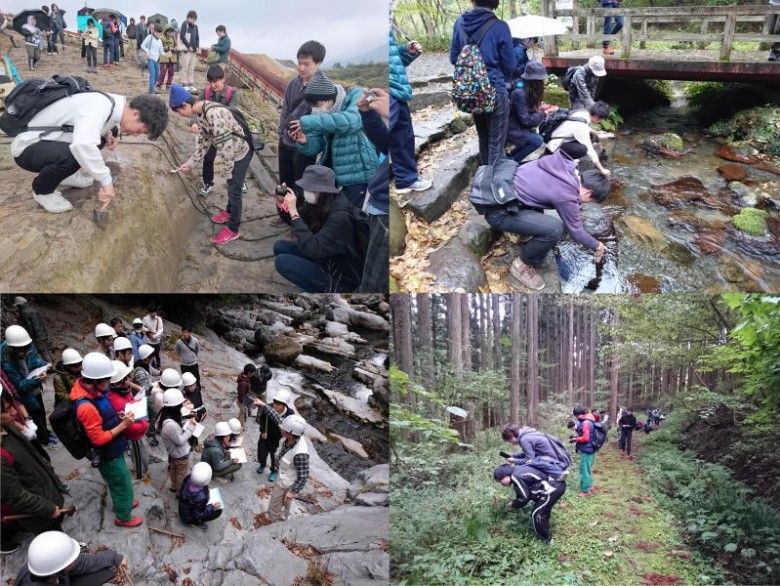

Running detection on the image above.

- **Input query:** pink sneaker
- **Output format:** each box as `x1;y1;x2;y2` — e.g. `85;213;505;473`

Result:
211;226;240;245
211;210;231;224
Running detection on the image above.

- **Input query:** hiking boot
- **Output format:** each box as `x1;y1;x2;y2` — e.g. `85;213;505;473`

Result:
395;178;433;194
211;209;231;224
60;171;94;189
256;465;265;474
114;516;143;528
199;183;213;197
603;46;615;55
33;191;73;213
211;226;240;245
510;258;545;291
268;472;278;482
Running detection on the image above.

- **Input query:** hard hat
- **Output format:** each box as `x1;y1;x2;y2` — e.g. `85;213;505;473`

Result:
162;388;185;407
4;325;33;347
94;323;116;339
281;414;306;436
191;462;212;487
160;369;182;388
27;531;81;577
81;352;116;380
272;389;293;407
113;337;132;352
138;344;155;360
61;348;83;366
214;421;232;437
228;418;242;435
181;372;197;387
110;360;131;384
132;318;143;326
13;296;27;306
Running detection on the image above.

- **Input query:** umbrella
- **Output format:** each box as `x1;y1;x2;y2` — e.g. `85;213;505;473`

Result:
12;9;51;35
91;8;126;26
77;14;102;37
147;13;168;29
77;7;95;16
506;14;569;39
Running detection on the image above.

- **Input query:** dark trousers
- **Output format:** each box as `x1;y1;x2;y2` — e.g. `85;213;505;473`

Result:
181;363;200;386
277;141;315;221
341;184;368;209
485;206;564;267
86;45;97;68
558;141;588;160
187;508;222;526
46;33;58;54
601;0;624;47
226;148;254;233
15;141;80;196
389;97;419;189
202;146;217;186
112;37;121;62
28;394;50;444
69;567;119;586
358;213;389;293
103;38;114;64
274;240;332;292
530;481;566;541
158;62;175;87
509;133;544;163
619;428;633;455
257;436;281;472
148;342;161;370
473;91;509;165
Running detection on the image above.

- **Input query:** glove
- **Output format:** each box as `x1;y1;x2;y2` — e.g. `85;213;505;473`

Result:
22;422;37;440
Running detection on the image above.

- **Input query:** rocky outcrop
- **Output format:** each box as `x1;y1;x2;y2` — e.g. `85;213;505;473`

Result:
347;464;390;507
428;238;487;291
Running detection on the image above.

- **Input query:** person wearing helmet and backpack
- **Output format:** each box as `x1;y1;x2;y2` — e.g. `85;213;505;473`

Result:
254;388;294;481
571;405;599;497
14;531;127;585
201;422;241;481
157;386;197;493
268;414;310;522
52;348;82;407
178;461;223;531
107;361;149;481
70;353;141;527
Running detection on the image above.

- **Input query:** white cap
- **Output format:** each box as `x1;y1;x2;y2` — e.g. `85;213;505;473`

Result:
272;389;293;408
228;418;242;435
132;318;143;326
588;55;607;77
138;344;155;360
61;348;83;366
113;337;132;352
162;388;185;407
110;360;132;384
27;531;81;577
160;368;182;388
181;372;197;387
81;352;116;380
4;325;33;347
281;414;306;437
94;323;116;339
191;462;212;487
214;422;232;437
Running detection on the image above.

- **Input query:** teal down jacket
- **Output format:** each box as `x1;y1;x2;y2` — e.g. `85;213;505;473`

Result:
389;30;418;102
297;88;379;188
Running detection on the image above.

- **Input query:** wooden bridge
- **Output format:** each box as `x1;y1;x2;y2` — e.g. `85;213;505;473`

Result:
539;1;780;82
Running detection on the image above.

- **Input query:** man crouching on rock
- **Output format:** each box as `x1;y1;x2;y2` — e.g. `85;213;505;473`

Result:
268;414;310;522
11;93;168;214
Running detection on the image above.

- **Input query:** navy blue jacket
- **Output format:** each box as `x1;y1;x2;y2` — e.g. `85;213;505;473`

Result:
506;84;545;148
178;476;219;524
361;109;389;215
179;20;199;51
449;8;516;95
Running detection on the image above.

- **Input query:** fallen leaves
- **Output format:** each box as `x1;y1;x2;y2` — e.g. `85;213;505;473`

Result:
229;517;242;530
256;486;273;499
282;539;322;560
64;468;82;481
253;513;272;528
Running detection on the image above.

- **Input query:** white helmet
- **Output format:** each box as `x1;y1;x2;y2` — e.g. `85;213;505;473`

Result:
228;418;242;435
81;352;116;380
214;421;232;437
138;344;155;360
4;325;32;347
27;531;81;577
61;348;83;366
160;369;182;388
94;323;116;339
272;389;293;407
181;372;197;387
281;414;306;437
132;318;143;326
13;296;27;306
162;388;185;407
191;462;213;487
113;337;132;352
110;360;131;384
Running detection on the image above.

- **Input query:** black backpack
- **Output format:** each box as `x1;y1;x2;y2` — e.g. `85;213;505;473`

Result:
538;108;589;144
561;65;578;91
203;102;265;151
48;397;94;460
0;75;114;137
589;420;608;450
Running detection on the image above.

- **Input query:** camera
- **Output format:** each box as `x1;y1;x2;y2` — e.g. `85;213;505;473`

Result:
274;185;288;196
88;447;102;468
499;451;511;459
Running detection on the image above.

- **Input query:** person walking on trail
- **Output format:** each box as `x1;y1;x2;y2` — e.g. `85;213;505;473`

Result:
570;405;597;497
178;462;223;531
157;387;197;494
254;389;294;481
600;0;623;55
175;326;200;386
157;25;178;92
268;414;310;522
449;0;516;166
169;84;253;245
568;56;607;111
14;297;53;363
71;353;142;528
21;15;42;71
140;24;163;94
493;462;566;542
15;531;128;585
52;348;82;406
201;421;241;481
618;406;637;459
178;10;199;91
1;325;59;449
142;307;164;369
107;361;149;481
10;88;168;214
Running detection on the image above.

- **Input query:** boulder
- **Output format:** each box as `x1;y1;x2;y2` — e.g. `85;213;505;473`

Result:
626;273;663;293
581;205;615;238
389;197;408;257
651;176;708;208
717;163;747;182
356;492;390;507
330;433;370;459
409;87;451;112
264;335;303;364
321;387;384;423
427;237;487;292
294;354;335;373
714;144;757;164
458;212;496;257
615;216;670;251
753;161;780;176
728;181;760;208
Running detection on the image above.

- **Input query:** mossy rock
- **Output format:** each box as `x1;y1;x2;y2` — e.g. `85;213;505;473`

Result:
731;208;769;237
708;106;780;157
647;132;684;152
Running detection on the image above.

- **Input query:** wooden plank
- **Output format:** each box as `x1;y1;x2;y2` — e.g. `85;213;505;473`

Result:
720;12;737;61
640;19;647;50
622;14;633;59
556;6;780;17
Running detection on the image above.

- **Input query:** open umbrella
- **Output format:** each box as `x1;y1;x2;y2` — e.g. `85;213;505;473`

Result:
506;14;569;39
77;7;95;16
91;8;126;26
12;9;51;35
147;13;168;29
77;14;102;37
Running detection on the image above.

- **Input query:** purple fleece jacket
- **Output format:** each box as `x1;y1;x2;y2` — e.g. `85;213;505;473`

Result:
513;150;600;250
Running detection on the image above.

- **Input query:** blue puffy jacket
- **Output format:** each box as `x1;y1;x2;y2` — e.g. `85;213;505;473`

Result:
297;88;379;188
389;30;418;102
449;8;516;95
1;342;47;411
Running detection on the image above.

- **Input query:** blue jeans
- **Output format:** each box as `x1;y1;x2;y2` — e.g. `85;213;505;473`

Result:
389;97;419;189
103;38;114;64
147;59;159;93
601;0;624;47
473;90;509;166
225;148;254;233
273;240;333;293
508;133;544;163
112;37;121;62
485;205;564;266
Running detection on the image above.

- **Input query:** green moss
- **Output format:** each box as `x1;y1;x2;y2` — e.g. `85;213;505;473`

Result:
731;208;769;237
709;106;780;157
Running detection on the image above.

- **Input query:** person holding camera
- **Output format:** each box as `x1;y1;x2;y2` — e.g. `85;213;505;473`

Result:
70;353;142;528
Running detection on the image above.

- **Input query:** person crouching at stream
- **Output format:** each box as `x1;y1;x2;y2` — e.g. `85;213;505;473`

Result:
268;414;310;522
10;92;168;214
169;84;253;245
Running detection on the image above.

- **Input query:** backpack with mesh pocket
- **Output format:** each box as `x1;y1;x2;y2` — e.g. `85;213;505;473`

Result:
452;19;497;115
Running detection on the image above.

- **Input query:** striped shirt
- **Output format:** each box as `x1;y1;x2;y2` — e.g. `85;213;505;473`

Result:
278;441;310;494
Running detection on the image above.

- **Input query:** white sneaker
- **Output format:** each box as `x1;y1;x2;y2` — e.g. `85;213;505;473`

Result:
33;191;73;213
59;172;94;189
395;178;433;194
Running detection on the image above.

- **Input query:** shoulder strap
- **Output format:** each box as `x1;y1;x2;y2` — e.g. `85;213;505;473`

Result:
0;448;14;465
473;17;498;47
204;86;212;101
27;91;115;136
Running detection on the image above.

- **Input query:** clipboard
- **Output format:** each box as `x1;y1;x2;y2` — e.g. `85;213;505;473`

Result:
228;448;247;463
125;399;148;421
207;487;224;508
26;366;48;380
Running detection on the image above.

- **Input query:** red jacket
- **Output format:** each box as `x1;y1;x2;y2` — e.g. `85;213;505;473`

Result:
70;379;114;447
107;390;148;441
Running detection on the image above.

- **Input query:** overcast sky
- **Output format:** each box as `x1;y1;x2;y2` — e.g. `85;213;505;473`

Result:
4;0;389;63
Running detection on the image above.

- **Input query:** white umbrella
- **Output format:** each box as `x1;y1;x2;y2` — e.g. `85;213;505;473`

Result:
506;14;569;39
